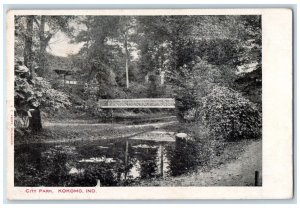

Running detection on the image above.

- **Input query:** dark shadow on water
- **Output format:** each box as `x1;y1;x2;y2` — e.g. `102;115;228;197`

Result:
14;134;203;186
14;138;186;186
167;138;203;176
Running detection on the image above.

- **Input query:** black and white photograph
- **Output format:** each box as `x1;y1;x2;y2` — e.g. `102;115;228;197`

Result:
13;13;262;187
6;9;293;200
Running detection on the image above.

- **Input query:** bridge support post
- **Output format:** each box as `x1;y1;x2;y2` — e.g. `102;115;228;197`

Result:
110;109;114;124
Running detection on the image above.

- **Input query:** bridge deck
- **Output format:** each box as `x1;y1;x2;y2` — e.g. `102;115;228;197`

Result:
98;98;175;108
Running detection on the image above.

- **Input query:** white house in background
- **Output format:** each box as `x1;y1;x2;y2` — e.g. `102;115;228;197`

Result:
53;67;81;86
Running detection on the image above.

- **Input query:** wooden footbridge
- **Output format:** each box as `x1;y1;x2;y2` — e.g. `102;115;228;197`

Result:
98;98;175;109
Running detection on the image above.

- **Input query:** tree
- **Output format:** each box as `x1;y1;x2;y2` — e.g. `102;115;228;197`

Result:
170;58;232;122
23;16;34;74
74;16;139;98
33;15;75;75
147;16;261;125
232;16;262;107
14;70;71;133
14;15;73;133
73;15;261;97
238;15;262;67
118;16;135;88
15;15;75;76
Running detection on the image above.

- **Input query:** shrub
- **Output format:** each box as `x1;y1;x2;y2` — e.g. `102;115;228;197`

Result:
33;77;72;111
14;72;72;135
126;82;148;98
200;86;261;140
15;75;71;112
170;58;235;122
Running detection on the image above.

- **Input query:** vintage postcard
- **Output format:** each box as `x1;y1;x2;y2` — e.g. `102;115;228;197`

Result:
6;9;293;200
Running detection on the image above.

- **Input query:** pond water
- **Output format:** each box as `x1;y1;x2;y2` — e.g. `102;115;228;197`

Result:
14;138;195;187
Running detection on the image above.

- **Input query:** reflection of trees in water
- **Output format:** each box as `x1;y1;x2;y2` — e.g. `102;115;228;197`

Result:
74;139;127;186
45;151;69;186
70;163;121;186
140;160;158;179
15;144;74;186
130;146;159;179
14;144;43;186
14;140;176;186
167;139;201;176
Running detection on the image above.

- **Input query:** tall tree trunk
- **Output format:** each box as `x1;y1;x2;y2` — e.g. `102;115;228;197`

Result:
124;28;129;89
38;16;46;76
29;107;42;132
38;16;52;76
24;16;34;74
39;16;46;72
24;16;43;132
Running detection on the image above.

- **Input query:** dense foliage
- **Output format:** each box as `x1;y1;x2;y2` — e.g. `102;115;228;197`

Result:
15;75;71;109
14;72;71;130
200;86;262;140
14;15;262;141
170;58;234;122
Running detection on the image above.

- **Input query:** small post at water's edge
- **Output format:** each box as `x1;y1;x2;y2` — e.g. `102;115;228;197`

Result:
255;171;259;186
160;144;164;177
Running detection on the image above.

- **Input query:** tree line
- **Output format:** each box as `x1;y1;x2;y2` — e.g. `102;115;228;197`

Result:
14;15;262;137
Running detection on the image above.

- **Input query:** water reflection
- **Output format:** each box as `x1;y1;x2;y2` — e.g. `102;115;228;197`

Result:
168;137;201;176
14;138;176;187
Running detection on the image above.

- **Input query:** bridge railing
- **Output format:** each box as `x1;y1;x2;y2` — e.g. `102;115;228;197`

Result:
98;98;175;109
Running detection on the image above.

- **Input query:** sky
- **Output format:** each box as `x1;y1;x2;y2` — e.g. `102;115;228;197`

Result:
47;31;84;57
47;30;139;59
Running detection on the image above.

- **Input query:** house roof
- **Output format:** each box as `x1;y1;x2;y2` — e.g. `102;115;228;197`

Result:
46;53;82;74
53;69;73;75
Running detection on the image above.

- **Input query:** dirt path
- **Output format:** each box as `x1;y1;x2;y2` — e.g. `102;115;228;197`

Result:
44;120;177;129
198;140;262;186
140;140;262;186
16;119;178;145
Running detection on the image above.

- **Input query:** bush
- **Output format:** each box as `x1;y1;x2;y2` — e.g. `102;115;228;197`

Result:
200;86;261;140
170;58;235;122
33;77;72;111
15;75;71;112
14;71;72;134
126;82;148;98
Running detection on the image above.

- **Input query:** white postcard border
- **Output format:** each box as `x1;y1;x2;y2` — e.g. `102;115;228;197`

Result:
6;8;293;200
